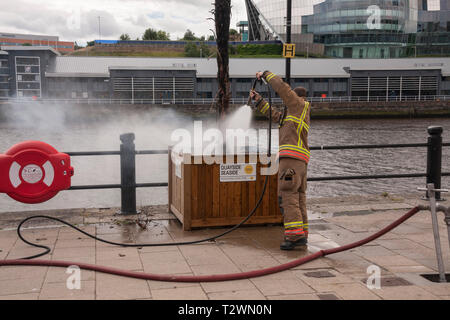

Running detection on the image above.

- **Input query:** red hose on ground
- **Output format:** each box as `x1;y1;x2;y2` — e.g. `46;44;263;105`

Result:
0;206;421;282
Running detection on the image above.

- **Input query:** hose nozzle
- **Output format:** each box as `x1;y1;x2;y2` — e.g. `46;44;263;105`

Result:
247;78;262;106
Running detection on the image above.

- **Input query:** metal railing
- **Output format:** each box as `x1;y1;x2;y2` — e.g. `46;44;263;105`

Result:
64;126;449;214
1;95;450;105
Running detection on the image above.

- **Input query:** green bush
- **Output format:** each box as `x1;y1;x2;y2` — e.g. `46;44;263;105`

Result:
184;42;211;57
232;43;282;56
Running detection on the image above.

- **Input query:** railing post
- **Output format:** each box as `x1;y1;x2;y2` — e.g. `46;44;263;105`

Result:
119;133;138;214
426;126;443;200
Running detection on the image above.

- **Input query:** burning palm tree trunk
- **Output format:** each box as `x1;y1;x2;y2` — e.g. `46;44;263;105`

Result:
214;0;231;123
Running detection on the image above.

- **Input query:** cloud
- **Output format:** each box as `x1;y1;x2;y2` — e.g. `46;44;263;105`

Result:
147;11;165;19
0;0;247;45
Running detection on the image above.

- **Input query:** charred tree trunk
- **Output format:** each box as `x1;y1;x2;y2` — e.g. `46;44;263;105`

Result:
214;0;231;124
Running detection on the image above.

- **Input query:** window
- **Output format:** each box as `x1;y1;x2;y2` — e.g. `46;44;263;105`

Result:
16;57;39;66
359;49;364;58
15;56;41;98
381;49;385;59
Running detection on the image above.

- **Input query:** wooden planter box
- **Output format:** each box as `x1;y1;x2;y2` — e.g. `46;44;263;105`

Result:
168;149;282;230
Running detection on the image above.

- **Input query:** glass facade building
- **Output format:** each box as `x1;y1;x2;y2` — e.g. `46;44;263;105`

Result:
246;0;450;58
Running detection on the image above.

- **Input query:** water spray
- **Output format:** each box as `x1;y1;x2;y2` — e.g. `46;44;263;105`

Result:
2;76;274;260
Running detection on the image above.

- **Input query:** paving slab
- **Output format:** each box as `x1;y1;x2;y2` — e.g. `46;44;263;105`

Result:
0;194;449;300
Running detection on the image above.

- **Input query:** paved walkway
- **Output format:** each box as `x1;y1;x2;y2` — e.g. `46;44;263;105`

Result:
0;193;449;300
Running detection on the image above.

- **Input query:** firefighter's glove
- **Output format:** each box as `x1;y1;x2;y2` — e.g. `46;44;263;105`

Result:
250;90;262;109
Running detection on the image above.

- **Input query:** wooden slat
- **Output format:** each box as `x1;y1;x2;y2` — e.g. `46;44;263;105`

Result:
170;204;184;224
262;171;270;217
183;162;192;231
168;154;283;230
219;168;227;219
255;162;264;217
180;162;185;217
192;165;198;220
241;180;249;218
233;180;242;218
269;173;279;216
190;215;282;229
198;162;205;221
226;180;234;218
203;162;212;222
248;178;256;219
212;164;220;218
168;147;173;211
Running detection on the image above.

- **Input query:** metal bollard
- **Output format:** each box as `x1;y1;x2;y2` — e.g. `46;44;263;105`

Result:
419;184;448;282
442;207;450;258
426;184;447;282
426;126;443;200
119;133;138;215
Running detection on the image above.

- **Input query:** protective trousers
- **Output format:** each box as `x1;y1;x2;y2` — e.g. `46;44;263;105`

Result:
278;157;308;241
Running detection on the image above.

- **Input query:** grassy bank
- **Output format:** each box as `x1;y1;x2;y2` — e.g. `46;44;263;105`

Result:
70;50;185;58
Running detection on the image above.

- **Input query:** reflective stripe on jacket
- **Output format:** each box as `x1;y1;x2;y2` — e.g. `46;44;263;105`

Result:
255;71;311;164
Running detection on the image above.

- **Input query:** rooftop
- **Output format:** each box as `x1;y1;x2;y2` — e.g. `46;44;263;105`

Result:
0;46;60;56
47;56;450;78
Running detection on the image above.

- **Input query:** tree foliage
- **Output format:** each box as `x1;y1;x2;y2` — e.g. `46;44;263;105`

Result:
182;29;197;41
157;30;170;40
120;34;131;41
142;28;170;40
184;42;211;57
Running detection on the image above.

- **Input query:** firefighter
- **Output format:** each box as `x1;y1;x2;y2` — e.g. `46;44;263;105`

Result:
250;71;310;250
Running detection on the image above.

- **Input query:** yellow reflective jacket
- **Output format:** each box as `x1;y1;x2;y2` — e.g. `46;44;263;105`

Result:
255;71;311;164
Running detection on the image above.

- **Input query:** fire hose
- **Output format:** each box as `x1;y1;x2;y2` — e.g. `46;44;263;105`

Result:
0;79;433;282
0;206;424;282
1;78;274;262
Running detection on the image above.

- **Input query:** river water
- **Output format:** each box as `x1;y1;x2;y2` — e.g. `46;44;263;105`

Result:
0;103;449;212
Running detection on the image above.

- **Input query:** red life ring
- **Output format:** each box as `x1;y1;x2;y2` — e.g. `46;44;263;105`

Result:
0;141;74;204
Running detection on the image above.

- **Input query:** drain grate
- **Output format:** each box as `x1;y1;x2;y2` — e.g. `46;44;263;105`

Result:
304;270;336;278
421;273;450;283
317;293;340;300
361;277;412;287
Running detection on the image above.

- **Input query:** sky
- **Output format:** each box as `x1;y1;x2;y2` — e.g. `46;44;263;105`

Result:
0;0;247;45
